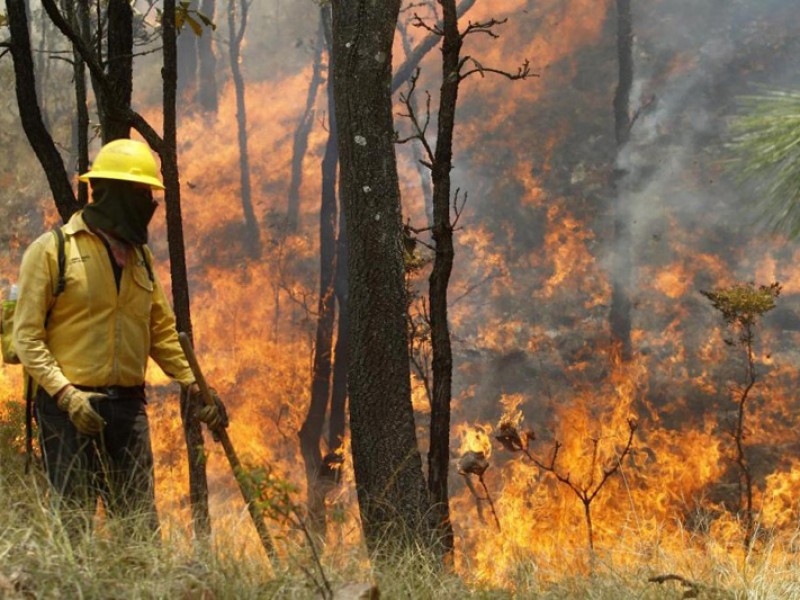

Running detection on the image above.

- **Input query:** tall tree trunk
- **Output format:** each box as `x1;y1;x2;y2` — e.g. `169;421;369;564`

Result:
330;0;434;556
286;19;325;232
163;0;212;541
327;0;348;457
228;0;260;256
6;0;80;222
67;0;90;206
329;210;349;455
228;0;261;258
102;0;133;141
609;0;634;360
426;0;460;560
298;7;339;538
197;0;218;113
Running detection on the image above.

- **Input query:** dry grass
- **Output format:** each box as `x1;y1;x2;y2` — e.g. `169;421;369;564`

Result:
2;408;800;599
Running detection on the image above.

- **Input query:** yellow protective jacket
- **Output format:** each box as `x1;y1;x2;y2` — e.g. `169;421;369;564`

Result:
13;211;194;396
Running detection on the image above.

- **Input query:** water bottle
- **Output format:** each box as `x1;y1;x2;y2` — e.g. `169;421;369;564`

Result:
9;284;18;301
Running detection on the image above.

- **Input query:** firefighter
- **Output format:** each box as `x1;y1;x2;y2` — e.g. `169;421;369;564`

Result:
13;138;226;539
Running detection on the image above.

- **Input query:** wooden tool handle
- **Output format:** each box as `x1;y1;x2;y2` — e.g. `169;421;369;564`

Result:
178;332;215;407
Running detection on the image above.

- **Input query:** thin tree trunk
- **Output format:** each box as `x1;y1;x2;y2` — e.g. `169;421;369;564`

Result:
298;7;340;538
228;0;260;257
163;0;212;541
68;0;89;206
426;0;460;560
609;0;633;360
286;19;325;232
197;0;218;113
6;0;80;222
331;0;434;556
329;214;349;455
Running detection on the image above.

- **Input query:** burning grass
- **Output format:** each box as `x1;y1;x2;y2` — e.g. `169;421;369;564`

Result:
2;460;800;599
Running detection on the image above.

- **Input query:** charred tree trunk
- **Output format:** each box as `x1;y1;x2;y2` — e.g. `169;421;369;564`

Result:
163;0;211;541
6;0;80;222
197;0;218;113
286;20;325;232
298;12;338;539
331;0;434;556
101;0;133;141
329;206;349;456
228;0;260;256
426;0;460;560
68;0;90;207
609;0;634;360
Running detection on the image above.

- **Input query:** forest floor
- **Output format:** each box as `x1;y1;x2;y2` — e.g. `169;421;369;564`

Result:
2;413;799;599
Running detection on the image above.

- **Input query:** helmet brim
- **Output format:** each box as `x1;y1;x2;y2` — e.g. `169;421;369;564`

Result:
79;170;166;191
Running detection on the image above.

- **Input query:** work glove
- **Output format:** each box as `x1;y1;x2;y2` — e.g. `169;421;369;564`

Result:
56;388;106;435
189;383;229;431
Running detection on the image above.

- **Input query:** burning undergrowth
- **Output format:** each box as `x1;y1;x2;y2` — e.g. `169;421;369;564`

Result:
3;0;800;589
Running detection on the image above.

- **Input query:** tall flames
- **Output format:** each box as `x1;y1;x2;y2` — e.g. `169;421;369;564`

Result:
2;0;800;589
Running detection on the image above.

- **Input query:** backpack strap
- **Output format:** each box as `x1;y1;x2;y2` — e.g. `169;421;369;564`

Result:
53;227;66;297
27;227;67;473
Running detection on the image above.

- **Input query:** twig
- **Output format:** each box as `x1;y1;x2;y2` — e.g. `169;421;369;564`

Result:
478;473;502;532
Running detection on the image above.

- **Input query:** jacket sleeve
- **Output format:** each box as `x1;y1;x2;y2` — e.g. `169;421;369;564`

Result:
148;266;195;386
13;234;71;396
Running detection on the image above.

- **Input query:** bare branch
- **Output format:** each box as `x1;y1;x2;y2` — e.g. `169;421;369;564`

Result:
411;11;443;36
395;69;436;164
451;188;469;229
459;57;535;82
461;17;508;39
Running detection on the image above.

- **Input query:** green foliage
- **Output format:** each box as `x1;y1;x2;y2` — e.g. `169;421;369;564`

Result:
701;281;781;329
726;89;800;238
237;463;301;522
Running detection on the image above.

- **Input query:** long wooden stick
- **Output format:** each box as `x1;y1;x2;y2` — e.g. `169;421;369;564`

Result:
178;332;280;567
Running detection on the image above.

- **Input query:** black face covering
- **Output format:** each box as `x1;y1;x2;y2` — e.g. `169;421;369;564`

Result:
82;179;157;245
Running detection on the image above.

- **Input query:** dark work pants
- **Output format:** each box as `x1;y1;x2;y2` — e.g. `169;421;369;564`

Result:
35;387;160;539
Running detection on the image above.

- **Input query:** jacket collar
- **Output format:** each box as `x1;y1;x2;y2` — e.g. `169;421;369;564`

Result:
62;210;93;237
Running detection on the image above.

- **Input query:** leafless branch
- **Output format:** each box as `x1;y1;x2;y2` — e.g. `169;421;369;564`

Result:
395;69;436;164
461;17;508;39
451;188;469;229
459;56;534;82
411;11;443;36
478;473;501;532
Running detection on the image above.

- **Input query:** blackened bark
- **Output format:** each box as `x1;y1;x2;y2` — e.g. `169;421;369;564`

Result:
298;30;335;538
329;213;349;456
287;20;325;232
298;9;340;536
426;0;460;559
6;0;80;222
331;0;434;555
102;0;133;141
163;0;211;541
324;0;348;465
69;0;90;206
197;0;218;113
228;0;260;256
609;0;634;360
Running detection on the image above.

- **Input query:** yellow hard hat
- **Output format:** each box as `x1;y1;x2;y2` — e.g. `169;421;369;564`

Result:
79;139;165;190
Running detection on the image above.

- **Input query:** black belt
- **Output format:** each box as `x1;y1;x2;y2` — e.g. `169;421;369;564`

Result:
74;384;145;399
